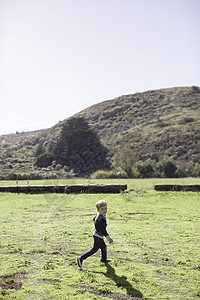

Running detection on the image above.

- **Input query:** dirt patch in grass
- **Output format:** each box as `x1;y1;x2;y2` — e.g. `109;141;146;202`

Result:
73;284;147;299
126;212;153;215
0;273;26;290
113;212;154;221
38;278;61;285
78;213;95;217
133;256;171;268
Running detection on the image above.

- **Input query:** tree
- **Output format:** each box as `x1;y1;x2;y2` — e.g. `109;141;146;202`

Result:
157;159;177;178
35;143;45;157
54;117;110;176
136;160;155;178
34;152;54;168
112;148;138;178
194;163;200;177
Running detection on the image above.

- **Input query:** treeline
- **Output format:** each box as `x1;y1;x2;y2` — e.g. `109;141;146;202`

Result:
1;116;200;180
92;148;200;179
33;123;200;179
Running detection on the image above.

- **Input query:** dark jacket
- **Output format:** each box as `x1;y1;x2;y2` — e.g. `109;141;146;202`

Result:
93;213;109;238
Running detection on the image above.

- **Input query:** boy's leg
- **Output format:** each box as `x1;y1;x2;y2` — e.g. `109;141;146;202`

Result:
78;236;101;266
100;240;107;262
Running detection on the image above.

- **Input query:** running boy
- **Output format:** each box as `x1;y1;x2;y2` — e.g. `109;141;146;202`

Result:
77;200;113;268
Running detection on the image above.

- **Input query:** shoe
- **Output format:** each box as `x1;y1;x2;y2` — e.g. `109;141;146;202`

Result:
100;259;111;263
77;257;83;268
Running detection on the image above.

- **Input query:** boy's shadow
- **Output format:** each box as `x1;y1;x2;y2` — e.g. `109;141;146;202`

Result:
96;262;143;298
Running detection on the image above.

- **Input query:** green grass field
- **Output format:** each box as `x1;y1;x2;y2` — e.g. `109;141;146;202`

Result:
0;178;199;299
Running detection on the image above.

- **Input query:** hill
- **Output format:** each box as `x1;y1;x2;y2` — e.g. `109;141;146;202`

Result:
76;86;200;160
0;86;200;178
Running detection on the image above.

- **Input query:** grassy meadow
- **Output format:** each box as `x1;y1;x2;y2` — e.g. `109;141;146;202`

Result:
0;178;199;299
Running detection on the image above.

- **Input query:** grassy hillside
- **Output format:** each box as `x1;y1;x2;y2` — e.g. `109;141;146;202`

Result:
0;86;200;178
76;86;200;162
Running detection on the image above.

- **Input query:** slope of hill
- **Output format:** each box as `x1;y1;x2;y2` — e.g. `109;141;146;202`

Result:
76;86;200;163
0;86;200;178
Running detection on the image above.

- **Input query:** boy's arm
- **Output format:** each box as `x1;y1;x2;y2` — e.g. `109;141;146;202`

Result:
106;236;113;243
99;218;113;243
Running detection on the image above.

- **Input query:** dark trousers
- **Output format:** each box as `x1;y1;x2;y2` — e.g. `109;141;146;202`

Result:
81;236;107;261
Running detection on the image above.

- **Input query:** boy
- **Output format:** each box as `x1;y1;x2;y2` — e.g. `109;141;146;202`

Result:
77;200;113;268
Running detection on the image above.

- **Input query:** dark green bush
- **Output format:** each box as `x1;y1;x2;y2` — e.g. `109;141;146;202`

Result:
157;159;177;178
136;160;155;178
34;152;54;168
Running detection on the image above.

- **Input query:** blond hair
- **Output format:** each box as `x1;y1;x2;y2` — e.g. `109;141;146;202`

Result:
96;200;107;209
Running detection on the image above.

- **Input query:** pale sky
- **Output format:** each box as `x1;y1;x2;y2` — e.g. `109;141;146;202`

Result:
0;0;199;135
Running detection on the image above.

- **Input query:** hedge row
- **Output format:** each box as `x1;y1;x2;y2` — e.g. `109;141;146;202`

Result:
0;184;127;194
154;184;200;191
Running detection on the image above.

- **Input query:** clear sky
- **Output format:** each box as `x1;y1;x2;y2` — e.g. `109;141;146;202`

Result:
0;0;199;135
